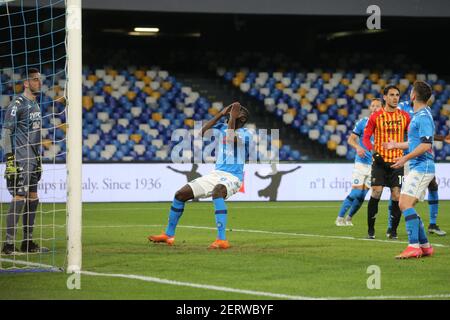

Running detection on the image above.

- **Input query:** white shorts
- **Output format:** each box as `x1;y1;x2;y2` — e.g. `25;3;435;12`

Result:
404;161;410;176
352;162;371;188
401;170;435;201
188;170;242;200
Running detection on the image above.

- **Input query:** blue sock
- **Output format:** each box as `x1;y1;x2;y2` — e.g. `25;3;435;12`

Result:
338;189;359;217
213;197;227;240
403;208;420;245
387;199;393;229
165;198;185;237
348;189;368;217
428;190;439;225
418;217;429;245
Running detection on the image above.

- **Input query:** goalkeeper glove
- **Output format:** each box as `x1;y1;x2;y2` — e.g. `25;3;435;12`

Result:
372;152;385;166
5;153;18;180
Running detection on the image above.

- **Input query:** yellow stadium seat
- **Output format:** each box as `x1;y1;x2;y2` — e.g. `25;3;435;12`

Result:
103;85;113;94
325;98;335;106
287;108;297;117
345;88;356;97
365;93;375;100
378;79;387;87
340;79;350;86
143;87;153;95
236;71;246;79
232;77;242;87
208;108;219;116
151;91;161;100
143;76;152;84
134;70;145;80
130;134;142;143
301;98;310;105
338;108;348;117
184;119;194;128
327;140;338;151
88;75;98;83
272;139;282;148
318;103;328;113
369;73;379;82
54;96;66;105
42;139;52;149
322;73;331;82
152;113;162;121
298;88;307;97
106;69;118;77
398;84;408;93
328;119;338;127
162;81;172;90
275;83;285;90
433;84;443;92
82;96;93;110
58;123;68;133
405;73;416;82
127;91;137;101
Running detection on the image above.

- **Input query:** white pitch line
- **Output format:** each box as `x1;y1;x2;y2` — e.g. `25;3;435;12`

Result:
2;259;450;300
79;270;450;300
82;224;449;248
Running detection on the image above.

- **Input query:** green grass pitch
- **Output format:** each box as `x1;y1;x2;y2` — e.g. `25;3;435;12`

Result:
1;201;450;300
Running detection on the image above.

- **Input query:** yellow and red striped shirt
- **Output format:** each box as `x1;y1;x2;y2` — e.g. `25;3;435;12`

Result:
363;108;411;163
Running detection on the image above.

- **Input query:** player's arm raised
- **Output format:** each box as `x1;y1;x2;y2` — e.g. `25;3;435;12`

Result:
226;103;242;144
200;102;237;136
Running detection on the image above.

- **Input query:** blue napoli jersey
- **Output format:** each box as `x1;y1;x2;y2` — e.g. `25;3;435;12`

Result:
398;101;415;155
212;123;252;181
352;117;373;165
408;107;435;173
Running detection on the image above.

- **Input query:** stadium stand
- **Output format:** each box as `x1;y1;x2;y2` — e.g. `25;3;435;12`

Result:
219;67;450;161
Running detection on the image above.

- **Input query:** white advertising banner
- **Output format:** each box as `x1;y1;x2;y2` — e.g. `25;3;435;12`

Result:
1;163;450;202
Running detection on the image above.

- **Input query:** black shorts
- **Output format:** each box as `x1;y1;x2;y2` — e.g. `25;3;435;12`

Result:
6;162;42;196
371;162;404;188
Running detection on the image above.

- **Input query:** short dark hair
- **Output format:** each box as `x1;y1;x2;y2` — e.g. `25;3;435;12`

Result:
383;85;400;96
240;105;250;124
413;80;432;103
23;67;40;79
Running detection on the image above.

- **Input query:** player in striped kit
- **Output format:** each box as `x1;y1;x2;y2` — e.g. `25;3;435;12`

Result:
362;85;411;239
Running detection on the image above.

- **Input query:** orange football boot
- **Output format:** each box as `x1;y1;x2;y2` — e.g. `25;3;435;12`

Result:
395;246;422;259
148;233;175;246
208;239;230;249
421;246;434;257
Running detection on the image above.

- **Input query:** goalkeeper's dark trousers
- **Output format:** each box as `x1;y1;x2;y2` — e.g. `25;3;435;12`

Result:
5;200;26;244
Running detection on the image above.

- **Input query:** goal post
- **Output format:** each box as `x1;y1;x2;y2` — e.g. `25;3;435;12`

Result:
66;0;82;273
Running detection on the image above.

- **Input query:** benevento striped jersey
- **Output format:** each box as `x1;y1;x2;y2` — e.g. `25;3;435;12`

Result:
362;108;411;163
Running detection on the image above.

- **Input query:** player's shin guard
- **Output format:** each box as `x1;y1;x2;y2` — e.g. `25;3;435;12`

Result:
23;198;39;241
165;198;185;237
5;199;26;244
367;197;380;234
390;200;402;232
403;208;420;245
428;190;439;225
213;198;227;240
348;189;368;217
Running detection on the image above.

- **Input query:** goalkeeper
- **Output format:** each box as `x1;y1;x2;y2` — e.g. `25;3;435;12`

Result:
1;68;47;254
